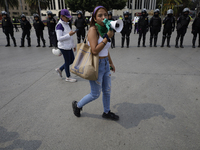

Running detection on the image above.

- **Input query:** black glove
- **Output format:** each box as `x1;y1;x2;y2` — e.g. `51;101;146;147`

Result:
172;28;174;32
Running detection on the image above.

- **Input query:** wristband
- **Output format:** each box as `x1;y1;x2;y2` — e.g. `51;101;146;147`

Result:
102;41;106;45
103;34;111;42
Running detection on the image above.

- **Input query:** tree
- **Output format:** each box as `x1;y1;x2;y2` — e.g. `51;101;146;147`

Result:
0;0;19;14
65;0;127;15
25;0;50;15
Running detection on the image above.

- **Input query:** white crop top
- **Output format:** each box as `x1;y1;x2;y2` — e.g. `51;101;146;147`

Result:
88;36;111;57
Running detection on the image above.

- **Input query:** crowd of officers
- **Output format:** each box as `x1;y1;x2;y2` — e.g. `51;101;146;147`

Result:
1;8;200;48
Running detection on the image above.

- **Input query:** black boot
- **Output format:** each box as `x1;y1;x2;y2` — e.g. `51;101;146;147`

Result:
5;37;10;47
126;37;130;48
150;36;153;47
154;37;157;47
143;38;146;47
175;36;179;48
42;39;46;47
12;37;17;47
161;36;166;47
36;39;40;47
27;38;31;47
192;36;196;48
180;36;184;48
121;37;125;48
20;38;24;47
167;36;171;48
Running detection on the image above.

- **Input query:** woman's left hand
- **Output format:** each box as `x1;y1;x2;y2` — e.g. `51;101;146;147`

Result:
110;64;115;73
74;47;76;52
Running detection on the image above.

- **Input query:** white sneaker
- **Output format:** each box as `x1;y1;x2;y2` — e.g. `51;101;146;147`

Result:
65;77;77;82
55;68;62;78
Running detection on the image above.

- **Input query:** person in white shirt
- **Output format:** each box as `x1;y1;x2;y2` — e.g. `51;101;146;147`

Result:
133;14;139;34
55;9;77;82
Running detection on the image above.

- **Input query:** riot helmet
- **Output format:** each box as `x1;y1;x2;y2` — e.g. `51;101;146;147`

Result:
141;9;147;16
183;8;189;16
154;9;160;16
167;9;173;15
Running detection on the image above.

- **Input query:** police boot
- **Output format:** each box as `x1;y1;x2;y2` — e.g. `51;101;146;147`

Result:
112;37;115;48
126;37;130;48
5;37;10;47
13;38;17;47
161;36;166;47
42;39;46;47
154;37;157;47
121;37;125;48
143;38;146;47
175;36;179;48
192;37;196;48
180;36;184;48
77;37;81;44
150;36;153;47
167;36;171;48
20;38;24;47
36;39;40;47
137;37;141;47
82;37;86;43
27;38;31;47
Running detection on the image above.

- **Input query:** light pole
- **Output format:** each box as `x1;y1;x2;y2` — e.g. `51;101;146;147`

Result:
38;0;42;19
19;0;23;14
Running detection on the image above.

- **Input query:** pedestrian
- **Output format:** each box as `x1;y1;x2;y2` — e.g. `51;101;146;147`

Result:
72;6;119;121
133;13;139;34
1;11;17;47
121;11;132;48
191;11;200;48
74;10;87;43
149;9;161;47
137;9;149;47
175;8;190;48
13;16;19;32
161;9;175;47
47;11;57;48
119;15;123;20
33;14;46;47
55;9;77;82
108;11;115;48
20;14;32;47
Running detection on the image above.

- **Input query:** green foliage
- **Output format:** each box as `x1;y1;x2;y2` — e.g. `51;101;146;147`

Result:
0;0;19;10
25;0;50;10
65;0;126;14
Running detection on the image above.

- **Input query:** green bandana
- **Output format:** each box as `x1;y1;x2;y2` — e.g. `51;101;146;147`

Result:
95;23;108;37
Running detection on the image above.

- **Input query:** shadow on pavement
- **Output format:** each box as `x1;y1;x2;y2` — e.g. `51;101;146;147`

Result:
0;126;42;150
113;102;176;129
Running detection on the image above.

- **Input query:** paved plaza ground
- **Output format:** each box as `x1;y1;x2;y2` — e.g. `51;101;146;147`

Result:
0;25;200;150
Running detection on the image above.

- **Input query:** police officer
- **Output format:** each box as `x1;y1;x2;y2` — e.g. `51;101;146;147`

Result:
33;14;46;47
137;9;149;47
20;14;32;47
191;11;200;48
161;9;175;47
47;11;57;47
74;11;87;43
175;8;190;48
108;11;115;48
121;11;132;48
149;9;161;47
1;11;17;47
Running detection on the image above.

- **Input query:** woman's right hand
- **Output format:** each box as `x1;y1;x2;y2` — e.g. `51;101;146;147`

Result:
107;30;114;38
69;31;76;36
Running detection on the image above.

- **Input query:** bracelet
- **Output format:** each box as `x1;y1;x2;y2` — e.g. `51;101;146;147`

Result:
103;34;111;42
102;41;106;45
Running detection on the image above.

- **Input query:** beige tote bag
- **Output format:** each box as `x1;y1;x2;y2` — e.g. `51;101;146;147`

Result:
70;38;99;81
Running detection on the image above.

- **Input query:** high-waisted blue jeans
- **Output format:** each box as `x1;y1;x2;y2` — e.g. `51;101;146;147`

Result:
77;57;111;113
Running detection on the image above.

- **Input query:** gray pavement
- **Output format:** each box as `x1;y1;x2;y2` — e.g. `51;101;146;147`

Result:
0;25;200;150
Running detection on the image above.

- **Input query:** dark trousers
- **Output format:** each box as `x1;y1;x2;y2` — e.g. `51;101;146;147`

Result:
21;30;31;46
4;29;16;46
192;31;200;46
150;27;160;46
35;30;45;45
76;28;86;43
48;30;57;47
176;28;187;46
59;49;75;78
138;28;147;46
121;30;131;47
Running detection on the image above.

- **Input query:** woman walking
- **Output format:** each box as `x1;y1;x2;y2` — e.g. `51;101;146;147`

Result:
72;6;119;120
55;9;77;82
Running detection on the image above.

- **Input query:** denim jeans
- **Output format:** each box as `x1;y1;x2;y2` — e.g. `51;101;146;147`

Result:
59;49;74;78
77;57;111;113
